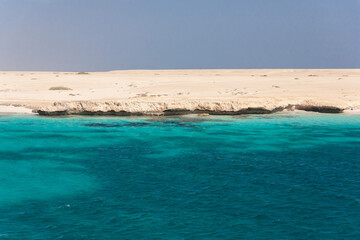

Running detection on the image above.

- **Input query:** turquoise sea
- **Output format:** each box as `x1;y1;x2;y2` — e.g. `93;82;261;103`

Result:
0;113;359;239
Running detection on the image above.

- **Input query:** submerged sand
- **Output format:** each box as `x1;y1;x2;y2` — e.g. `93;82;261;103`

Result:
0;69;359;115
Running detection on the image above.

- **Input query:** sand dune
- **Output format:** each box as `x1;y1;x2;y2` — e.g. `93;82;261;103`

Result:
0;69;359;115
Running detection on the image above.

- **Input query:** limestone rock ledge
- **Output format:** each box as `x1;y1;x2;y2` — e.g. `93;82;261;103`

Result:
33;99;351;116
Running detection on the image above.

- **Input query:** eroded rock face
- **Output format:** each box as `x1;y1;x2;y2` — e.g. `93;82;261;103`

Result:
33;99;346;116
296;106;343;113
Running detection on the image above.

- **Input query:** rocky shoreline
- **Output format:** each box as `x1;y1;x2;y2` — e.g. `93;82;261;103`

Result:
33;100;346;116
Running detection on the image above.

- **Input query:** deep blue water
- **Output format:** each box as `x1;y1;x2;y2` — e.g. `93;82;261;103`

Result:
0;113;359;239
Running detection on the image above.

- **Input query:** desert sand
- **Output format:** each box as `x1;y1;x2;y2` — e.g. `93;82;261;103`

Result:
0;69;359;115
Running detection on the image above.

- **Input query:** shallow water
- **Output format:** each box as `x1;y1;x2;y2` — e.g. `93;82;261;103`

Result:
0;113;359;239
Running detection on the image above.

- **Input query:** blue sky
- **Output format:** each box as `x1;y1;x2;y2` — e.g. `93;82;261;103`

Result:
0;0;359;71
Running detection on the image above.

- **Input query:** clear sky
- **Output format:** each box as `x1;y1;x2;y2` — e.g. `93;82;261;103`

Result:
0;0;359;71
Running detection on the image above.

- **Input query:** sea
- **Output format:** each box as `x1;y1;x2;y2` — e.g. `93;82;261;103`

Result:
0;113;359;239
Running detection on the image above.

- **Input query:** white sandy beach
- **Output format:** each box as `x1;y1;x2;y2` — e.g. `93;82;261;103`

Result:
0;69;359;115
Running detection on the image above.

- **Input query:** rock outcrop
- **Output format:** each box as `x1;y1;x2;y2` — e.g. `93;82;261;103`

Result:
33;99;347;116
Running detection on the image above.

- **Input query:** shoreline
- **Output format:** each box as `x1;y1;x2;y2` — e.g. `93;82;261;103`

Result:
1;69;359;116
35;101;345;116
1;104;360;116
